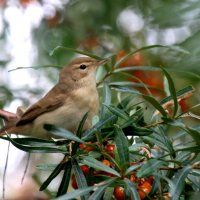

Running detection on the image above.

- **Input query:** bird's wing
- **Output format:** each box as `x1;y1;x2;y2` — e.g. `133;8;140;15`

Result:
16;86;65;126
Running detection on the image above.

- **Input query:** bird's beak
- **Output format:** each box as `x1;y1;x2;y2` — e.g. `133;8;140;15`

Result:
96;59;108;66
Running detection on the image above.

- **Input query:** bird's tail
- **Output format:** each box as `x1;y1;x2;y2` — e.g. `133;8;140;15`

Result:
0;109;20;136
0;123;18;136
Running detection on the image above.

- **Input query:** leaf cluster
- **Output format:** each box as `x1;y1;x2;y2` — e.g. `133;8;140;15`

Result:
1;45;200;200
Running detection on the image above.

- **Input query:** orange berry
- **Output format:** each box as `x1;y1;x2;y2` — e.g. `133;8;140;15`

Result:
80;165;90;175
138;180;152;199
130;174;137;183
71;174;78;189
101;159;111;167
105;144;115;157
79;142;93;151
114;187;125;200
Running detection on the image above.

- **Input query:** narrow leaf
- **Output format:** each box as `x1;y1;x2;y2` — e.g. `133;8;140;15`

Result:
122;125;153;136
55;186;95;200
104;104;129;120
56;161;72;197
100;82;112;118
143;95;167;117
185;127;200;146
50;46;102;59
114;125;130;170
113;66;160;73
103;187;114;200
80;156;120;177
110;85;141;95
36;164;57;171
114;45;169;68
125;179;140;200
76;112;89;137
44;124;85;143
72;112;89;155
160;85;194;106
88;178;116;200
40;162;64;191
4;135;66;153
8;137;57;146
82;115;117;140
160;67;178;117
170;165;192;200
159;126;176;157
137;159;167;178
72;159;89;200
125;162;143;175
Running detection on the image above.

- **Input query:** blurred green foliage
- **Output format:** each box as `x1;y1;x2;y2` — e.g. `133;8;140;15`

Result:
0;0;200;108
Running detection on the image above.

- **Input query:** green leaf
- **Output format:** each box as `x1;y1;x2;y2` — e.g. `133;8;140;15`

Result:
110;85;141;95
109;81;150;87
72;112;89;155
88;186;106;200
113;66;160;73
169;165;192;200
114;45;170;68
88;178;116;200
82;115;118;140
71;159;89;200
6;137;57;146
50;46;102;59
142;95;167;117
125;162;143;175
36;164;57;171
44;124;85;143
117;94;137;109
55;186;95;200
3;135;66;153
56;161;72;197
124;179;140;200
40;162;64;191
113;66;200;81
137;159;167;178
114;125;130;170
122;125;153;136
168;45;190;54
100;82;112;119
175;145;200;153
185;127;200;146
160;85;194;106
142;136;168;151
158;126;176;157
104;104;129;120
103;187;114;200
76;112;89;137
160;66;178;117
80;156;120;177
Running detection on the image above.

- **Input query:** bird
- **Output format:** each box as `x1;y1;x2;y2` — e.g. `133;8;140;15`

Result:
0;57;106;139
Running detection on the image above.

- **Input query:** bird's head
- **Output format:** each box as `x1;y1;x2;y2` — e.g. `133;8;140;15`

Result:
59;57;107;86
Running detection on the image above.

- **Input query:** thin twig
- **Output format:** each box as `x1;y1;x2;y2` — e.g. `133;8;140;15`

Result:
159;165;200;171
2;140;10;200
8;64;61;72
21;153;31;184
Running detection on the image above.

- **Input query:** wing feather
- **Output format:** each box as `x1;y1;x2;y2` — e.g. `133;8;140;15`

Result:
16;85;65;126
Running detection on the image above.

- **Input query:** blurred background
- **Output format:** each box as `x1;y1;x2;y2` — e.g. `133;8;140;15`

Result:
0;0;200;199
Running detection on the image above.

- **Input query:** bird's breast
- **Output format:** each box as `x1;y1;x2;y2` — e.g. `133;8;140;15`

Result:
32;85;99;137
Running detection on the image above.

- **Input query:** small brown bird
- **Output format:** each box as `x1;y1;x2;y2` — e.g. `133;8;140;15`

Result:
0;57;106;138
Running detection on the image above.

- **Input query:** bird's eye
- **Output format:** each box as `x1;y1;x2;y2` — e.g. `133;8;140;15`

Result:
79;64;87;70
